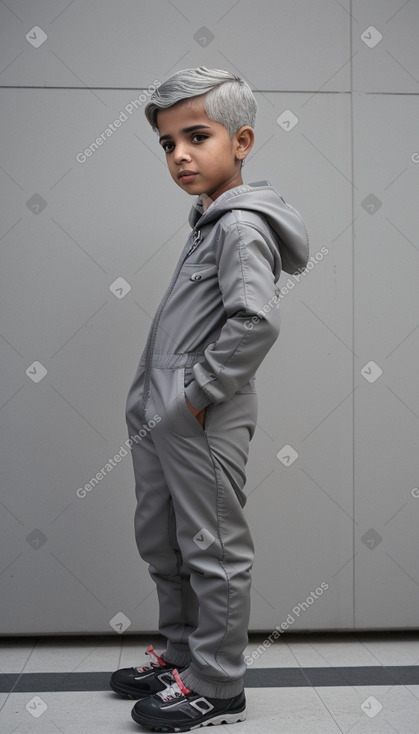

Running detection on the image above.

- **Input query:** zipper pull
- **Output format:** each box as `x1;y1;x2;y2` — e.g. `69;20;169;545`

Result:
186;229;202;257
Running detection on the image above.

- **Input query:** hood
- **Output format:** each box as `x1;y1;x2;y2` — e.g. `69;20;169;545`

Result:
188;180;309;275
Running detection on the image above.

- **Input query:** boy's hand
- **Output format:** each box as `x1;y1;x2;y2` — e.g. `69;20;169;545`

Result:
185;397;206;427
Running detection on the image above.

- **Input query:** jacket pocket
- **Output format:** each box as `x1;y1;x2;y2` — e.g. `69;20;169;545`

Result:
189;264;218;282
173;368;205;438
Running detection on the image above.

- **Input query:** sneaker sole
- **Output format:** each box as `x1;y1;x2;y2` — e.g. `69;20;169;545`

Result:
131;707;246;732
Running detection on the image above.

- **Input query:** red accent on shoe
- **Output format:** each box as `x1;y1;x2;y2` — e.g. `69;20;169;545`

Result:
172;668;191;696
135;645;167;673
145;644;166;667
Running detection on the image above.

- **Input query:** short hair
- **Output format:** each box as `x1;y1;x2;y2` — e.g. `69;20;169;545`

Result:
144;66;257;138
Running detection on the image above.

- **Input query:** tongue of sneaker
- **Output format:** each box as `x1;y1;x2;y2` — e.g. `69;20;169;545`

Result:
157;681;183;702
157;669;191;702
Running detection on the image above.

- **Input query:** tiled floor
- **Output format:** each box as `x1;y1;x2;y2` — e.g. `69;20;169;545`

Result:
1;632;419;733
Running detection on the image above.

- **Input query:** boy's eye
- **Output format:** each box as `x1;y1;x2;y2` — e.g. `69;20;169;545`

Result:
161;134;208;153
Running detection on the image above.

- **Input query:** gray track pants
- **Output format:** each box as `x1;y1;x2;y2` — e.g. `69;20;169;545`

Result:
126;354;257;699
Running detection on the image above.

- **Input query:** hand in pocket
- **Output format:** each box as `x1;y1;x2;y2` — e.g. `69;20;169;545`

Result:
185;397;206;427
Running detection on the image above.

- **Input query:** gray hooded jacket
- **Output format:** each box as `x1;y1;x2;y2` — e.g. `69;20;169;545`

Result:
142;180;309;412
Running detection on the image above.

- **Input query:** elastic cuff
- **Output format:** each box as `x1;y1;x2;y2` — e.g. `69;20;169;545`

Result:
179;667;244;700
162;643;192;668
184;380;212;411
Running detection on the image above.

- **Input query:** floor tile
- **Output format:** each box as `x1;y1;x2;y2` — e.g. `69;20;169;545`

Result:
0;691;137;734
317;683;419;734
0;689;343;734
287;633;382;668
0;639;36;673
355;632;419;667
245;634;300;668
1;634;419;734
21;636;122;673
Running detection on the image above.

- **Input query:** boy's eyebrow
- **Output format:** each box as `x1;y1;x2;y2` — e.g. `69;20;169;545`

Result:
159;124;212;144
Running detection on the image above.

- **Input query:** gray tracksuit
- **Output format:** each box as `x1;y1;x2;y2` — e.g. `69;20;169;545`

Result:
126;181;309;699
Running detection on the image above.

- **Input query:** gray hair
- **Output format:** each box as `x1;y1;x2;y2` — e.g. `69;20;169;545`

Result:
144;66;257;138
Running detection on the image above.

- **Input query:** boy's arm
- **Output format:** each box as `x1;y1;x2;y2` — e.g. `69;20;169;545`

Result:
184;217;285;411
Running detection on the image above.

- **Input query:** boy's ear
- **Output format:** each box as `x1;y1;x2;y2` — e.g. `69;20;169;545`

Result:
234;125;255;161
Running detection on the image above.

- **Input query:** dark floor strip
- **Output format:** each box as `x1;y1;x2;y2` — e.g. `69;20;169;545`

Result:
1;666;419;693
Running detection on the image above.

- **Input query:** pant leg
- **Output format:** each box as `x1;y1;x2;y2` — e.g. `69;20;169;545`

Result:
148;367;258;699
126;367;198;667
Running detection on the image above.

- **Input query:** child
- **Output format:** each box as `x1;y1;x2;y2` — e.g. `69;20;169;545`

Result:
110;66;309;731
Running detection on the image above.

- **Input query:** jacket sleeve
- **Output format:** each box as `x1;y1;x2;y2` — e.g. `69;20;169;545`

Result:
184;215;282;410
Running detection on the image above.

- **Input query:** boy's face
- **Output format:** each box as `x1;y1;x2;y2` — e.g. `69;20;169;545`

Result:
156;97;253;207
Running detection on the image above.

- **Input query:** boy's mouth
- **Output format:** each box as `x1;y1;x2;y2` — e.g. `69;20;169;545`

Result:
178;170;198;181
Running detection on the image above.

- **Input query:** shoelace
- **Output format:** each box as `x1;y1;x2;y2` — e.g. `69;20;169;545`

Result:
135;644;166;673
157;668;191;702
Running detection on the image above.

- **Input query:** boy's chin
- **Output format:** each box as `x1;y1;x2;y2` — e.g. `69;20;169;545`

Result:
183;188;210;199
175;181;203;196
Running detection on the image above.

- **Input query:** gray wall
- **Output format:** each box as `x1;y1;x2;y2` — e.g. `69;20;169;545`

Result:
0;0;418;635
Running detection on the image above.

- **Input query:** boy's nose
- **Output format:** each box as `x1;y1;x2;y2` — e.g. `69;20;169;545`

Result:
173;145;191;164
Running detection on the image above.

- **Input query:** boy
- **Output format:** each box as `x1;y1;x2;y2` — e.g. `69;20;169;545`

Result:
111;67;309;731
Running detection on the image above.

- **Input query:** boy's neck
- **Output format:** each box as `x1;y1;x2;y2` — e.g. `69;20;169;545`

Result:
200;178;243;211
199;194;214;211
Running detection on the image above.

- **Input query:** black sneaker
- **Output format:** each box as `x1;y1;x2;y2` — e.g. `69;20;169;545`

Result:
131;668;246;731
110;644;183;699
